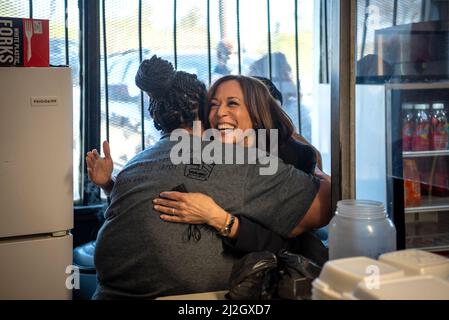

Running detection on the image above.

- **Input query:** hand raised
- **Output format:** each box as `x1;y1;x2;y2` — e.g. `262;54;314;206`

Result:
85;140;114;189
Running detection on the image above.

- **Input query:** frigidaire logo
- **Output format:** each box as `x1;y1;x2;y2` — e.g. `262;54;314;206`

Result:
31;96;59;106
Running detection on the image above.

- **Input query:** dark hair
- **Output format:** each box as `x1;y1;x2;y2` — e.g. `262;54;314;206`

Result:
202;75;295;144
135;55;206;133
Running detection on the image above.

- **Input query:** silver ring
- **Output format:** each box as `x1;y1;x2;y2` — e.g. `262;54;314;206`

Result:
171;208;175;215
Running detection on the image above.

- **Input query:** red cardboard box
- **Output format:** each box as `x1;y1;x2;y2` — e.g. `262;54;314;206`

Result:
0;17;49;67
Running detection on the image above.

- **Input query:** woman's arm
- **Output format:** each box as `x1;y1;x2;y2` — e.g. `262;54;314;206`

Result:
153;155;332;244
153;192;288;253
153;192;240;238
222;216;288;254
153;169;331;241
288;167;331;237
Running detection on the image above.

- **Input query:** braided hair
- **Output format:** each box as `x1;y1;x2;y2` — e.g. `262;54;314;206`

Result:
135;55;206;133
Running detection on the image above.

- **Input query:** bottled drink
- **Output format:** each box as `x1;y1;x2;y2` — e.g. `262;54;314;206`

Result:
412;103;431;151
402;103;414;151
431;103;448;150
403;159;422;207
328;200;396;260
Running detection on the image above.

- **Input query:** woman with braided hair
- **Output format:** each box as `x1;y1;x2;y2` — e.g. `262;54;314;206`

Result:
90;55;330;299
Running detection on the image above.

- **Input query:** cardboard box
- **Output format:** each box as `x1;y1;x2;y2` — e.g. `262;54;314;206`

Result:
0;17;49;67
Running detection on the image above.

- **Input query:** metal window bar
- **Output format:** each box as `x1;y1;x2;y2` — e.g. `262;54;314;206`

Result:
64;0;69;65
138;0;145;150
236;0;241;74
207;0;212;86
29;0;33;18
78;0;85;204
173;0;177;69
294;0;302;135
81;0;101;205
319;0;329;84
267;0;272;80
393;0;398;26
101;0;110;144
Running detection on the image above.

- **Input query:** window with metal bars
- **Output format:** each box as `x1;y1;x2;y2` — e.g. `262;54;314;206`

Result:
96;0;309;203
1;0;332;206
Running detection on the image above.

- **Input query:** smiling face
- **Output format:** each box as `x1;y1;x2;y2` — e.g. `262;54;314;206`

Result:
208;80;254;144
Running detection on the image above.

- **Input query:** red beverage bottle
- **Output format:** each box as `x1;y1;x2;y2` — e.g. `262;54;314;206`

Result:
412;103;431;151
402;103;414;151
431;103;449;150
403;159;422;207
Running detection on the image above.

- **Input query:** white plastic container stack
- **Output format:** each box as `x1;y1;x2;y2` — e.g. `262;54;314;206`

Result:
311;257;404;300
350;276;449;300
312;249;449;300
379;249;449;279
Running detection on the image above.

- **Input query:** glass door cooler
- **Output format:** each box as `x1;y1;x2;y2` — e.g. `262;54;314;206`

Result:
387;82;449;252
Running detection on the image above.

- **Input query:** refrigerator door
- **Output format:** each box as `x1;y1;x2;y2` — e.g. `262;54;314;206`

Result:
0;234;73;299
0;68;73;237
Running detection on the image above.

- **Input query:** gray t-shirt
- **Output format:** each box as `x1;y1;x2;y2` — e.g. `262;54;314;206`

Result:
93;135;319;299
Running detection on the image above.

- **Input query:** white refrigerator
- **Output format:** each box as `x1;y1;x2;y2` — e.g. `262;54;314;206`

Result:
0;67;73;299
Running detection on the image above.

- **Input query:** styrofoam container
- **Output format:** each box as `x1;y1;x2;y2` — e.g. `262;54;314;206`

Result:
350;275;449;300
311;256;404;300
379;249;449;279
311;282;342;300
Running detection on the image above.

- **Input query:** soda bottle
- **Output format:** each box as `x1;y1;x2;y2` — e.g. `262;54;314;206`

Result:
431;103;448;150
403;159;421;207
402;103;414;151
412;103;431;151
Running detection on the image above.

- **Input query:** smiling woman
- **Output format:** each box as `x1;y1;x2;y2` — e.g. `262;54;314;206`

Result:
203;75;301;150
208;80;253;144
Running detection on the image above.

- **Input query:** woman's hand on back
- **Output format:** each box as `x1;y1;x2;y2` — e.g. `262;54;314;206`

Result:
153;191;229;231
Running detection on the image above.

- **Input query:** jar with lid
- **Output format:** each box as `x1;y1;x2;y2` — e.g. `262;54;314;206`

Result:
328;200;396;260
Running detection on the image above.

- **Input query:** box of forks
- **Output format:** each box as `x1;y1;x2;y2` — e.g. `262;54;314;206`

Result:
0;17;49;67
